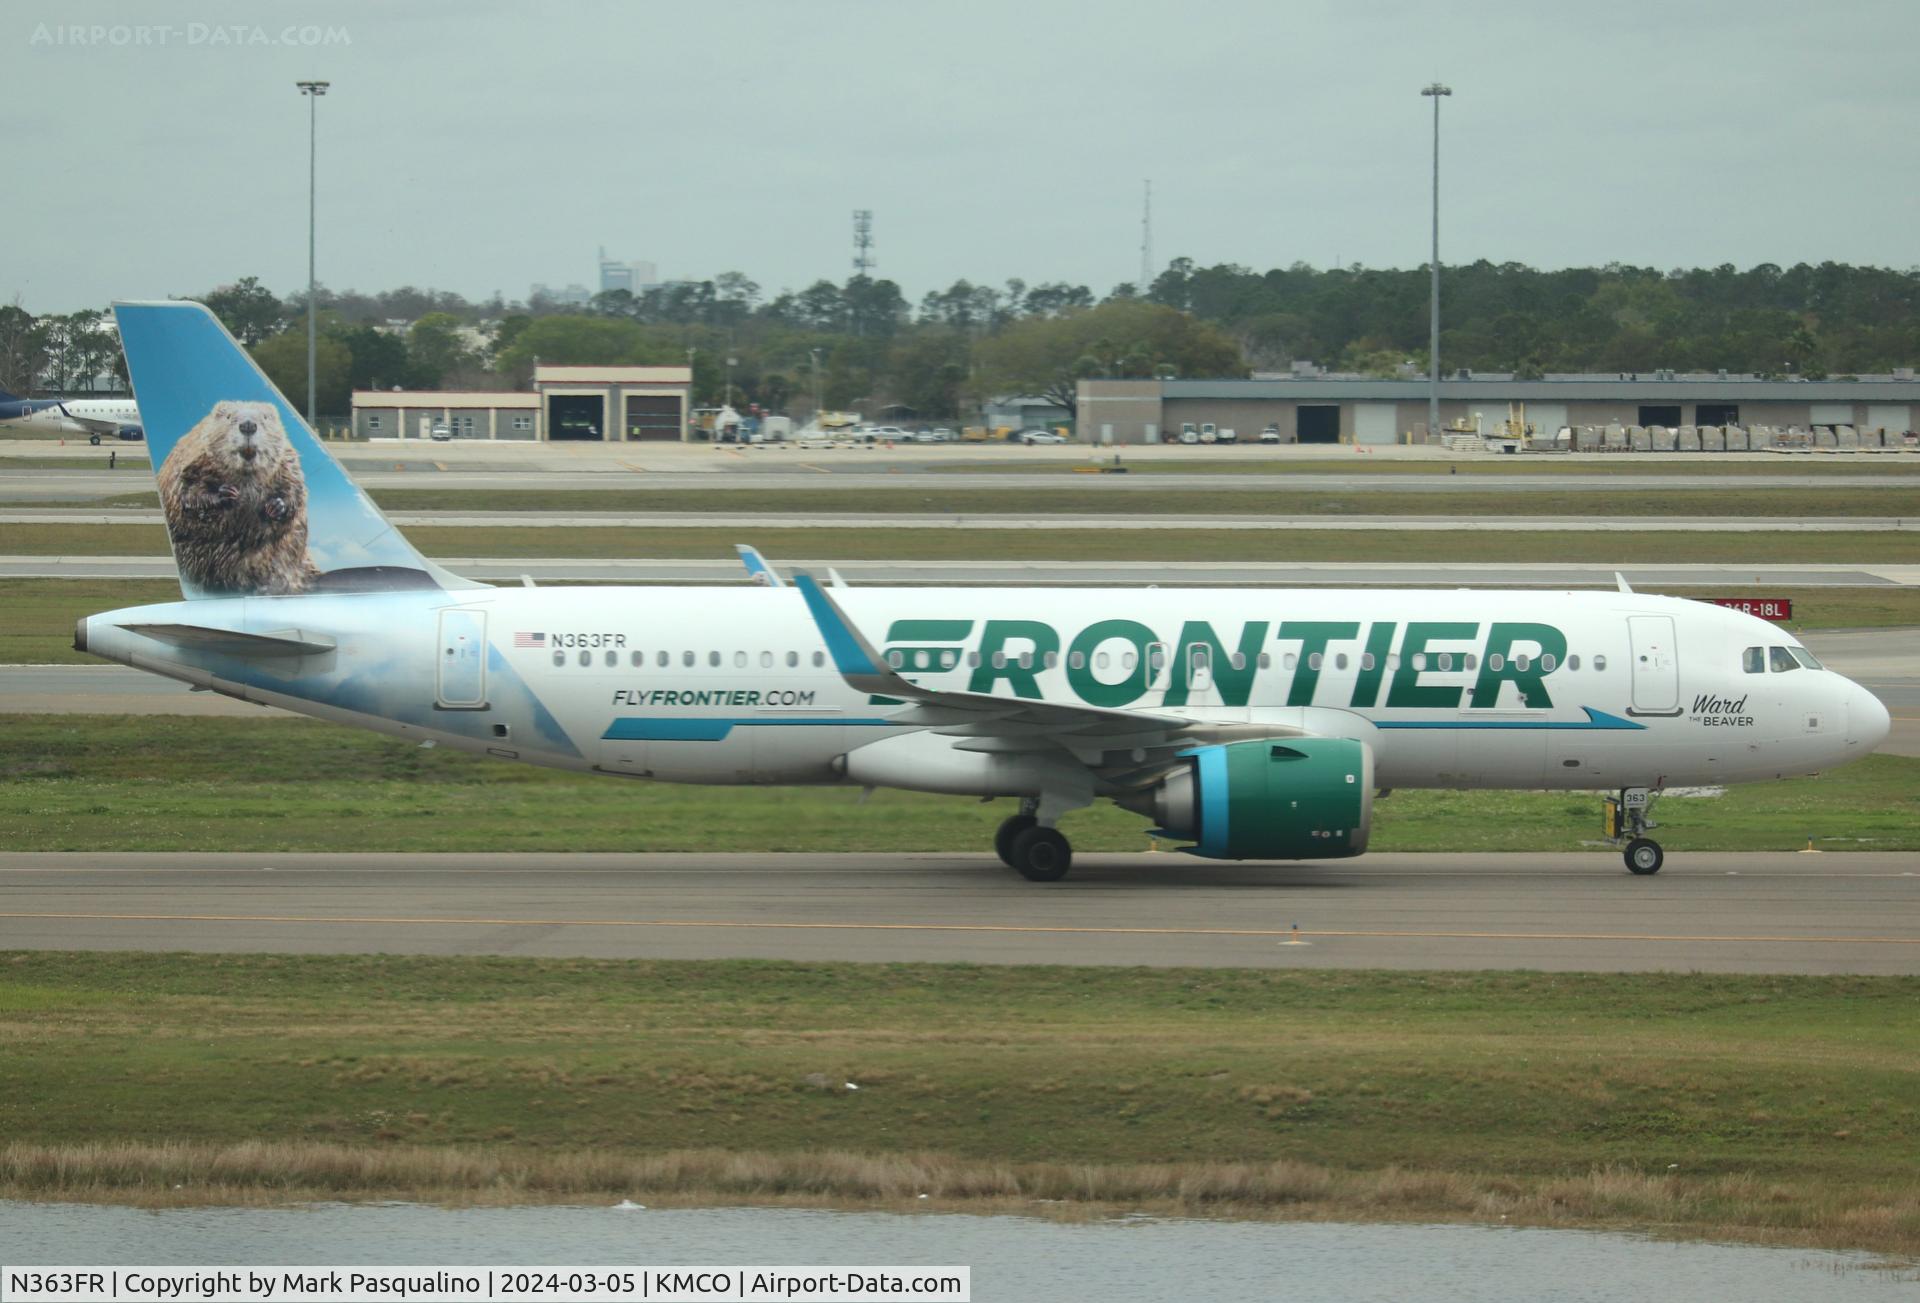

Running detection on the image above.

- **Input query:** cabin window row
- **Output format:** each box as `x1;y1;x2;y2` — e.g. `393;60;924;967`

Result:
553;649;832;668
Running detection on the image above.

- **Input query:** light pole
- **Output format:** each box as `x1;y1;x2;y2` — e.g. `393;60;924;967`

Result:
1420;81;1451;442
296;80;329;433
809;348;823;424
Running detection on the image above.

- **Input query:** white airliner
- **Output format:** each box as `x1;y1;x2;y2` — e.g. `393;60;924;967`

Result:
75;302;1891;880
0;390;142;441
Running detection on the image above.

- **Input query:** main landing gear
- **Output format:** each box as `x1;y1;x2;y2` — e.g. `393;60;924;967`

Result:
1604;787;1664;875
995;799;1074;882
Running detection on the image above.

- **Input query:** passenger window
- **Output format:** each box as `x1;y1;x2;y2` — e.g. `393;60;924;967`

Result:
888;650;905;668
1284;652;1298;671
682;650;695;667
604;650;617;667
1044;651;1058;669
734;651;747;668
1742;647;1765;674
1770;646;1798;673
1121;651;1136;670
658;650;669;667
1463;653;1477;671
630;650;644;667
992;651;1007;669
1069;650;1086;670
1567;654;1580;671
967;651;981;668
1095;651;1110;670
1230;652;1247;671
1541;653;1556;672
1436;653;1451;672
1411;653;1425;672
1258;652;1271;670
1515;654;1530;672
812;651;825;667
941;650;958;669
785;651;798;668
709;651;722;668
1335;653;1349;671
1386;654;1399;671
1309;652;1324;671
760;651;773;668
1361;653;1375;671
552;650;565;667
1018;651;1034;670
1148;644;1168;673
1594;654;1607;671
578;650;591;667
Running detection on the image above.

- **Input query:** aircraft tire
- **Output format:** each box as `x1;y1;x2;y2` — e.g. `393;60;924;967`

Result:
89;434;101;445
994;814;1037;868
1010;827;1072;882
1623;838;1664;875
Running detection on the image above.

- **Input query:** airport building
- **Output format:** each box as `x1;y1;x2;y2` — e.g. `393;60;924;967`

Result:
1076;374;1920;445
351;364;693;442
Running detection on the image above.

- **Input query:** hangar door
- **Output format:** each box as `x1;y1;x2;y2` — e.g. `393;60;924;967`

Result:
625;395;683;441
1296;405;1341;444
548;394;605;440
1867;404;1910;435
1354;403;1398;445
1525;403;1567;439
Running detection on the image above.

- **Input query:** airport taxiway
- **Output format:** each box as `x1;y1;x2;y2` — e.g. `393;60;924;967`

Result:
1;851;1914;974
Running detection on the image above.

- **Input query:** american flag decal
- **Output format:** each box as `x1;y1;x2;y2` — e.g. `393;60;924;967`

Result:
514;631;545;647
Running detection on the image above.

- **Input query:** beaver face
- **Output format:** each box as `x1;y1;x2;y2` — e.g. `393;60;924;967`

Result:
206;400;295;479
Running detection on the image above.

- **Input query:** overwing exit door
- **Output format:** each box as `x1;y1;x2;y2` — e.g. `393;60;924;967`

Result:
436;608;488;709
1626;615;1679;716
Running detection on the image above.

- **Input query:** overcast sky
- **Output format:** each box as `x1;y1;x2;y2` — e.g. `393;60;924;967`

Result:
12;0;1919;313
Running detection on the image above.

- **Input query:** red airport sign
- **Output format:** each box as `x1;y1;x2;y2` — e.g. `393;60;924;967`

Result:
1706;596;1794;622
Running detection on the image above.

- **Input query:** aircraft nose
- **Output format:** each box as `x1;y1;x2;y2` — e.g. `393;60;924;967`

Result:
1848;683;1892;752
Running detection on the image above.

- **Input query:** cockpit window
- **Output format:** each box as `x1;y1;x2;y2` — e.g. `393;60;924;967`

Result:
1742;647;1765;674
1788;646;1823;671
1768;646;1799;673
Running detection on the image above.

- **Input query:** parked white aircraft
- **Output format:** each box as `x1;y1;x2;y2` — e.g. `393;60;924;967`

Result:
0;390;142;441
76;302;1891;879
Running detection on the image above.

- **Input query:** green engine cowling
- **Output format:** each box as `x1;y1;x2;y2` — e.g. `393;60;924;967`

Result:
1152;738;1373;860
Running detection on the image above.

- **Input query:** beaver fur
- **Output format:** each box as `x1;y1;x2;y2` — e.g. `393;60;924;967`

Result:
157;400;321;595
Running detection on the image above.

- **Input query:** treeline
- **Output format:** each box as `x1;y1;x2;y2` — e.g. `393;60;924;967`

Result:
6;260;1919;416
1150;258;1920;380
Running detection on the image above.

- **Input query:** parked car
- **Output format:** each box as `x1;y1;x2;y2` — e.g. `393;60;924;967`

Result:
1259;424;1282;443
429;422;453;441
1020;430;1068;445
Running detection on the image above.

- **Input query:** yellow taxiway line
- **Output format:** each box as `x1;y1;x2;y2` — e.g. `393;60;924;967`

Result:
1;911;1916;947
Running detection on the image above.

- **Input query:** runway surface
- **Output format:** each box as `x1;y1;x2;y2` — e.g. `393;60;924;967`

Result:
5;465;1918;503
6;508;1913;533
2;851;1915;973
6;556;1917;587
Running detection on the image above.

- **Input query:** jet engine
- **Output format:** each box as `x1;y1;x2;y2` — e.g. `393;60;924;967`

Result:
1133;737;1374;860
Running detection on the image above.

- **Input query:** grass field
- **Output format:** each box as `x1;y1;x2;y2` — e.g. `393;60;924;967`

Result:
937;454;1920;476
4;521;1919;565
7;579;1916;667
4;715;1914;853
1;952;1916;1254
48;483;1920;517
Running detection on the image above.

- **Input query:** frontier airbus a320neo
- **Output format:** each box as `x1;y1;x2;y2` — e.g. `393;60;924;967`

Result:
76;302;1891;880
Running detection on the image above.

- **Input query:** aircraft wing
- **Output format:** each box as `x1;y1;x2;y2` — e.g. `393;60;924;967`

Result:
792;573;1302;769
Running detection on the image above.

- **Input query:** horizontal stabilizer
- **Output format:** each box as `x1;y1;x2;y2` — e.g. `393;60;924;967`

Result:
121;623;336;658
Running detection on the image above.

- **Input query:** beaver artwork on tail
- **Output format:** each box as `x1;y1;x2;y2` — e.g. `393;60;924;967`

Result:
157;399;321;595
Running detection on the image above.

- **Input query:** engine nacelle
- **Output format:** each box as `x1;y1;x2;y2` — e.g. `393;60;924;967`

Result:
1149;738;1373;860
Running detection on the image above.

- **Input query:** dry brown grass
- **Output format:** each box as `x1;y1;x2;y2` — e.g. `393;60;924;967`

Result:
5;1141;1917;1261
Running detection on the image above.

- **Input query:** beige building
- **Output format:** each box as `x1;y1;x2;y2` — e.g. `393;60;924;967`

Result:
1077;375;1920;446
352;364;693;442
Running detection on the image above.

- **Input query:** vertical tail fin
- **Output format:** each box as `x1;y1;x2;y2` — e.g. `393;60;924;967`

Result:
113;300;480;599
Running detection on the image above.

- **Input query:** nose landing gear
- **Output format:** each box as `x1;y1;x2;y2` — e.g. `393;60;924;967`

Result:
1605;788;1664;875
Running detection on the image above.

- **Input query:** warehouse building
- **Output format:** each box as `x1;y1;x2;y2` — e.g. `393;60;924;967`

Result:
352;364;692;442
1076;374;1920;445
